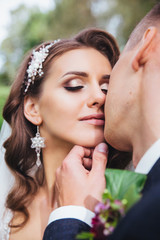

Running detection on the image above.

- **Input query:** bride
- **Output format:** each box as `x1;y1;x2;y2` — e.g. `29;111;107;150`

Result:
0;28;124;240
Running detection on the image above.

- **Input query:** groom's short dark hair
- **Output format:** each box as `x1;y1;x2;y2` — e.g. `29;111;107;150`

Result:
126;3;160;50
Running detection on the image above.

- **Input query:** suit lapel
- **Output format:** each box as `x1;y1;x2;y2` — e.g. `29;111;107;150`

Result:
142;157;160;194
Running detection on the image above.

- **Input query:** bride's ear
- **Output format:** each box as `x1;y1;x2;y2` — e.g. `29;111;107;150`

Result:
24;96;42;125
132;26;157;71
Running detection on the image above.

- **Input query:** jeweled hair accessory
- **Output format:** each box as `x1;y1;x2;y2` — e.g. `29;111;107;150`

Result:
24;39;60;94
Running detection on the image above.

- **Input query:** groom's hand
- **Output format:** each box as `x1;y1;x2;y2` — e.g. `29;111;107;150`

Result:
55;143;108;212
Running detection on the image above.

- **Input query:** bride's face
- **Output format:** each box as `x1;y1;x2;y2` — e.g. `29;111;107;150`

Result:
37;48;112;147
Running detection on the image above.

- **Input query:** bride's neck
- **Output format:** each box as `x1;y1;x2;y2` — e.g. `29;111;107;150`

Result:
42;140;73;206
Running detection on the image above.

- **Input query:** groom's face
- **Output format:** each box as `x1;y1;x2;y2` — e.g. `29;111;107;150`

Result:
104;47;136;151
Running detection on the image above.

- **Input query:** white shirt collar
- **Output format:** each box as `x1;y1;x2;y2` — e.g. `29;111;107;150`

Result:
135;139;160;174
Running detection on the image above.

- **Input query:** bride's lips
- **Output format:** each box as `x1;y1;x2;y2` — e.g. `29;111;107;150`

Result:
79;114;105;126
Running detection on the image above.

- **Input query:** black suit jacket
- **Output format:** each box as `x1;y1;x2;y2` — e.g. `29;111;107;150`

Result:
43;158;160;240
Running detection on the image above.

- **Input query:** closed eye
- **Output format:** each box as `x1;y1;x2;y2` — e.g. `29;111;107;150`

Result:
101;89;108;94
64;86;84;91
101;82;108;95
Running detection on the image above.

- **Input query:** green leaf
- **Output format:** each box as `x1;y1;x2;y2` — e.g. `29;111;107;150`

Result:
105;169;147;201
76;232;94;240
123;184;141;211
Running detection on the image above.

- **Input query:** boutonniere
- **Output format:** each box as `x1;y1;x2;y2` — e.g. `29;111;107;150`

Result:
77;169;147;240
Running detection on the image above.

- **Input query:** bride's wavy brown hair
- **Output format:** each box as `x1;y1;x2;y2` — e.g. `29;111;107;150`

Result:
3;28;131;228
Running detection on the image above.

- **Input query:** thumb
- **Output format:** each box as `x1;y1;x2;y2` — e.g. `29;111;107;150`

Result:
91;143;108;176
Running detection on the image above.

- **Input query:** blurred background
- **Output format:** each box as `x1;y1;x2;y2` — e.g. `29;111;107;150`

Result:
0;0;159;129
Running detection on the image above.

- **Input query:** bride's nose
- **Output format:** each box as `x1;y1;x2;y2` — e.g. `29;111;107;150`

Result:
87;86;105;108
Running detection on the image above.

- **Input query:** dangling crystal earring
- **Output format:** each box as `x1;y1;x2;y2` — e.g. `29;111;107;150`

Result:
31;126;45;167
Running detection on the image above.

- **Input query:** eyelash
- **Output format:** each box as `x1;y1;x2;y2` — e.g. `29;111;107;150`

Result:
64;86;84;91
64;86;108;94
101;89;108;95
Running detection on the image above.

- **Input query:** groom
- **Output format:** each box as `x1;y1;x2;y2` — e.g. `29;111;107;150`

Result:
43;3;160;239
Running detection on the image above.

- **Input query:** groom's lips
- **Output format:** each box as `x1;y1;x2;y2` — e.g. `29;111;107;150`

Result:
79;114;105;126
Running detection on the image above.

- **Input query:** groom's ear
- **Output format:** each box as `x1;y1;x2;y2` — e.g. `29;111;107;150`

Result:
132;27;157;71
24;96;42;125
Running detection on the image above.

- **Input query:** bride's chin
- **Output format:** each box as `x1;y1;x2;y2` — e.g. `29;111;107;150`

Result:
79;138;105;148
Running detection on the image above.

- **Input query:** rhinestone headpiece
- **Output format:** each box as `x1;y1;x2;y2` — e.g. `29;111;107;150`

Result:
24;39;60;94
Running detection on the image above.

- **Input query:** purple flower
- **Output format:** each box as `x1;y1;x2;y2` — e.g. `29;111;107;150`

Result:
91;198;125;239
95;201;110;214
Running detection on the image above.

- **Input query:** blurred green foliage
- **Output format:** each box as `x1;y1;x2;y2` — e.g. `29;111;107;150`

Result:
93;0;159;47
0;0;96;85
0;85;10;129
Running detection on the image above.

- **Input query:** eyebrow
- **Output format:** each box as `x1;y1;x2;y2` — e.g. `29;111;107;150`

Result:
62;71;88;78
102;75;110;80
62;71;110;80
